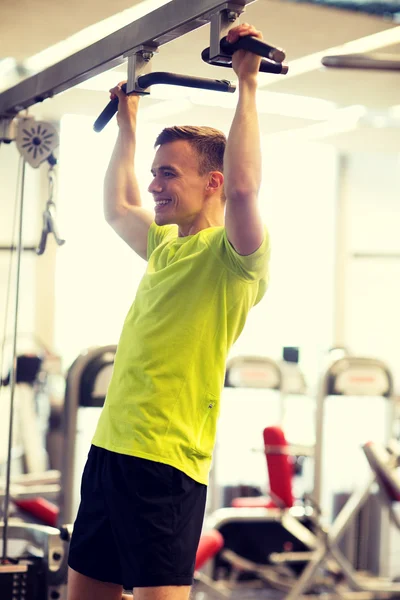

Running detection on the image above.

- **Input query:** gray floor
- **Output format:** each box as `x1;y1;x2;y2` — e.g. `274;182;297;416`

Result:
193;586;285;599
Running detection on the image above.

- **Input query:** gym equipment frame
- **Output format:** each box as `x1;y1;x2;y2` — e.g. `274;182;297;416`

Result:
0;0;289;120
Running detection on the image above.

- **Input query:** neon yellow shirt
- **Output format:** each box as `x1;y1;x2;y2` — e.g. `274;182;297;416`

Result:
92;223;270;484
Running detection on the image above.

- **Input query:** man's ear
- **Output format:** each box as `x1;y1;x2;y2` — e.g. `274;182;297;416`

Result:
206;171;224;194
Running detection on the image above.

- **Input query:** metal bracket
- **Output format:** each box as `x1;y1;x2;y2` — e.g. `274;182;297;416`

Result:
124;44;159;95
0;0;257;116
0;521;68;584
208;3;245;62
0;117;16;143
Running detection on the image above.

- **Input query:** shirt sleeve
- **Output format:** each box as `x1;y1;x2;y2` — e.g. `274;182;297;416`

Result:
147;222;178;260
218;226;271;282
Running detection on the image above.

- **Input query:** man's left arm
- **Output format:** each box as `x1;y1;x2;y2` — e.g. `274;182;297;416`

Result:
224;24;265;256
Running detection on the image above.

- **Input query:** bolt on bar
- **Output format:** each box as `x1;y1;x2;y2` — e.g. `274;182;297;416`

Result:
0;0;255;117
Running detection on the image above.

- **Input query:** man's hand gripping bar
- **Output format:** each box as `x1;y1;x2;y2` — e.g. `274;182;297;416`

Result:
202;34;288;74
93;34;288;133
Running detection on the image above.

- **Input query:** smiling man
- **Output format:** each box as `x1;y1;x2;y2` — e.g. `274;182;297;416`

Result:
67;22;270;600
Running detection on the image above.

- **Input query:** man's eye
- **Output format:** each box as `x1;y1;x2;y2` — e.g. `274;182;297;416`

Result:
164;172;174;177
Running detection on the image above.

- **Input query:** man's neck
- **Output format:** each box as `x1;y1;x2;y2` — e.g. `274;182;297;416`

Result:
178;214;224;237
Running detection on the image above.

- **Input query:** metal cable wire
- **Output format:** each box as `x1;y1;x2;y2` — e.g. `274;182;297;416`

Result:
0;151;23;395
0;147;26;562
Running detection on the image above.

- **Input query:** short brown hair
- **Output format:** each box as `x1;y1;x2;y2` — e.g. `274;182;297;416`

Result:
154;125;226;176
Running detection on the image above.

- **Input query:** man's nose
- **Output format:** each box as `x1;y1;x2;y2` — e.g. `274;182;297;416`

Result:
148;177;162;193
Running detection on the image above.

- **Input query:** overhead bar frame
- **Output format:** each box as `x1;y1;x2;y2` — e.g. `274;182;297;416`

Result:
0;0;255;117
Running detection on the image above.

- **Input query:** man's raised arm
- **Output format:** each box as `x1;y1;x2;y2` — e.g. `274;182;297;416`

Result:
104;86;154;260
223;24;265;256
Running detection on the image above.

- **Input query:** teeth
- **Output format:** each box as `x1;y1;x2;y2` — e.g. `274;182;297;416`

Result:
156;200;170;206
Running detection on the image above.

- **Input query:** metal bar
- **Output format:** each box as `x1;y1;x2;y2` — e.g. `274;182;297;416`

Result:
209;7;235;61
312;368;329;507
322;53;400;72
330;475;375;542
2;159;26;562
94;74;235;132
0;0;254;117
59;345;117;525
0;245;37;252
0;484;60;501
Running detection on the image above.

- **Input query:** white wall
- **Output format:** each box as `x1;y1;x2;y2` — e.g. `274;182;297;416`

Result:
232;140;338;386
2;113;399;395
340;152;400;391
52;115;338;382
0;141;44;375
53;115;160;369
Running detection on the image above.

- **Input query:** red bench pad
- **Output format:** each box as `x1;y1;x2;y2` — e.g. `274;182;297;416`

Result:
195;530;224;570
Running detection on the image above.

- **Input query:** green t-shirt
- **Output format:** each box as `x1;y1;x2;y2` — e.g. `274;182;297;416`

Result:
92;223;270;484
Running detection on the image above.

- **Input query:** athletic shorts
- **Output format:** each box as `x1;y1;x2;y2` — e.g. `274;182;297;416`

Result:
68;445;207;590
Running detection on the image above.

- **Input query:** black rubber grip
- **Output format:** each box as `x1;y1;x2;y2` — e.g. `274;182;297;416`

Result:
93;75;236;133
201;48;288;75
220;35;286;64
93;83;127;133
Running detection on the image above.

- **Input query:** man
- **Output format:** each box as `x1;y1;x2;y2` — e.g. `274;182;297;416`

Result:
67;22;270;600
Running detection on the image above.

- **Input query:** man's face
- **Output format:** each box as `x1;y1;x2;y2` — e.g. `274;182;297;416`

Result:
148;140;209;227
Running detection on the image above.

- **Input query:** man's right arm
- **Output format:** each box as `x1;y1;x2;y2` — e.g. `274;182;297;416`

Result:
104;87;154;261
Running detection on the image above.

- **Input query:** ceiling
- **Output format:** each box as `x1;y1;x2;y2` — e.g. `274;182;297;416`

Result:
0;0;399;153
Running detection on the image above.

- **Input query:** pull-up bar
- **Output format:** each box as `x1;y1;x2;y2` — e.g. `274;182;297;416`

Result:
94;34;288;132
0;0;282;118
322;53;400;71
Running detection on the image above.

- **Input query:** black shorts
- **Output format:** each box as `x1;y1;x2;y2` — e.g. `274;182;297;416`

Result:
68;445;207;590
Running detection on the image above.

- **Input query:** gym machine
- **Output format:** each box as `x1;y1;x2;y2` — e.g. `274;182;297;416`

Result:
210;352;311;514
0;0;288;121
0;1;291;595
58;345;117;525
0;117;66;599
313;354;395;572
202;355;397;598
276;356;400;600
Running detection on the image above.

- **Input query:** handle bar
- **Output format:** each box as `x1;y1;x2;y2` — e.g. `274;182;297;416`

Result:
93;73;235;133
219;35;285;64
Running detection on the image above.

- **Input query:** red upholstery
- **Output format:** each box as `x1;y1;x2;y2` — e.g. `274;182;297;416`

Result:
195;530;224;570
14;498;59;527
231;426;294;509
264;426;294;508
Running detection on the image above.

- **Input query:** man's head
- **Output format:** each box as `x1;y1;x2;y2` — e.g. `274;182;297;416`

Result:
148;126;226;233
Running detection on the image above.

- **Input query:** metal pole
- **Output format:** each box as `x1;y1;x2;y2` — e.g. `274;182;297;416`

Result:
0;0;255;117
1;159;27;562
312;369;328;508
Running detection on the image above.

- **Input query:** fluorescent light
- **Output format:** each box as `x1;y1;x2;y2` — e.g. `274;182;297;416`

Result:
260;25;400;87
24;0;172;72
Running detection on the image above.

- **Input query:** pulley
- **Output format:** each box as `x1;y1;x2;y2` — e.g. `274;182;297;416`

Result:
15;118;59;169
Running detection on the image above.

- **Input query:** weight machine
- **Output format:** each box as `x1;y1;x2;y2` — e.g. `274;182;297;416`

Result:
0;1;290;596
201;355;398;599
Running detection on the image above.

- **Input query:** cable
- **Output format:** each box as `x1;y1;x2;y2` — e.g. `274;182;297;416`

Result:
0;154;23;392
1;156;27;562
